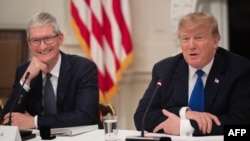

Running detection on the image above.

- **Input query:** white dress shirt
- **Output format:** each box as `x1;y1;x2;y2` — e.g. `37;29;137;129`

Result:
179;57;214;136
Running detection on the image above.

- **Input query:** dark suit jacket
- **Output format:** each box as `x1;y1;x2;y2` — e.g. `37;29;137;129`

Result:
134;47;250;136
2;51;99;128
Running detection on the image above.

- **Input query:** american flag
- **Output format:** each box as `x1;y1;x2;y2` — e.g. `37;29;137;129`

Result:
214;78;219;84
70;0;133;104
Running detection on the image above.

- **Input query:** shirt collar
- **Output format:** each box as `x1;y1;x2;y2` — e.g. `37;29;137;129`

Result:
43;53;61;78
50;53;61;78
189;57;214;77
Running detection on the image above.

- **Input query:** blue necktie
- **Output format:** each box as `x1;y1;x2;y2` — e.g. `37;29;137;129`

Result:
44;73;57;114
189;70;205;112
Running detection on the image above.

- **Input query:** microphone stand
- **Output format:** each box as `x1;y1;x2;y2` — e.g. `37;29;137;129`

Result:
141;81;162;137
4;72;36;140
7;72;30;125
126;79;171;141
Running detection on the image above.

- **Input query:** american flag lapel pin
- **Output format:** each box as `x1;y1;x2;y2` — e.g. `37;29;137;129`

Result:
214;78;219;84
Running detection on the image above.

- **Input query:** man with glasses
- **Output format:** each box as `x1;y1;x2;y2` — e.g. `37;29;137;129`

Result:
1;12;99;129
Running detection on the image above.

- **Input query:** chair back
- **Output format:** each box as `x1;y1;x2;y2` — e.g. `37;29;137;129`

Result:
98;103;116;128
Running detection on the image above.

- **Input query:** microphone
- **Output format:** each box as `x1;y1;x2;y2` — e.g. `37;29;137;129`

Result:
5;71;36;140
125;79;171;141
7;71;30;125
141;80;162;137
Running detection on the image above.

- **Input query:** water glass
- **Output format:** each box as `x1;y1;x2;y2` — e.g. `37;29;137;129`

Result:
103;115;118;141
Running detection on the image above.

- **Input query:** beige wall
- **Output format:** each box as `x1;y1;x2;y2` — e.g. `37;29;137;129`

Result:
0;0;228;130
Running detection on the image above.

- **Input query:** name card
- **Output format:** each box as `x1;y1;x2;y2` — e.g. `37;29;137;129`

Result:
0;125;21;141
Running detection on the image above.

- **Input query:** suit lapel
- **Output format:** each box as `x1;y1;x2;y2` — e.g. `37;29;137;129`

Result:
172;60;189;106
57;52;71;106
204;49;225;111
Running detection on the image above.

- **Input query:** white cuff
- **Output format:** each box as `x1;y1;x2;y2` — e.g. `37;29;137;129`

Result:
34;115;38;129
19;80;30;92
179;107;190;119
180;119;194;136
179;107;194;136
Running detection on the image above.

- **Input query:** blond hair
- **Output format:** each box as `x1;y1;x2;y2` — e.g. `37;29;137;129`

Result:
177;12;221;41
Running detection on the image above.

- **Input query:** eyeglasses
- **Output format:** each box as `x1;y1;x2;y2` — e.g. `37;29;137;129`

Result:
29;34;59;46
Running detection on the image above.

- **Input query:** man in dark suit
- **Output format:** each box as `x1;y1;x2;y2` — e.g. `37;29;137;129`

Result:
1;12;99;129
134;12;250;136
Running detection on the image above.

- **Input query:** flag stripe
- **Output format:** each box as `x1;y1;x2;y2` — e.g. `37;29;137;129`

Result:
71;0;133;103
113;0;132;54
71;0;91;58
102;4;121;73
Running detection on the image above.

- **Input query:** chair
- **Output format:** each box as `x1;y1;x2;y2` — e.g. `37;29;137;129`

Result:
99;103;116;117
98;103;116;128
0;99;3;124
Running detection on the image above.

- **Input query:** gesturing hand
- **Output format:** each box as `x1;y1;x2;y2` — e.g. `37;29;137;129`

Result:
23;56;48;85
185;110;221;134
153;109;180;135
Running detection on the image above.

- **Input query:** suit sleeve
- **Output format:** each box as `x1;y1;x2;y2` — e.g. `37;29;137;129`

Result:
1;66;28;118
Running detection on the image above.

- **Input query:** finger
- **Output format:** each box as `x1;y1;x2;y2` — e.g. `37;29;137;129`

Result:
162;109;172;117
31;57;48;73
194;114;203;132
40;63;48;73
3;113;12;125
153;123;163;133
24;111;30;116
210;114;221;126
3;118;9;125
3;113;9;120
205;114;212;134
200;114;207;134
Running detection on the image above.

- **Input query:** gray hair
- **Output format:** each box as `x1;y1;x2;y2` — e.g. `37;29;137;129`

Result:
26;12;61;38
